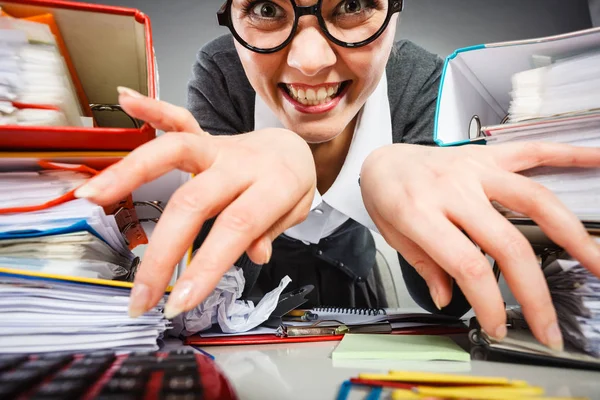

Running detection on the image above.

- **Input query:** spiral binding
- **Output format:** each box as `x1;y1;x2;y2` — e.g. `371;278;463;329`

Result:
312;307;387;315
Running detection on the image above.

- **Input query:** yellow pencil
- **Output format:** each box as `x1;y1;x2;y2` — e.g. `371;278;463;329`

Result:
391;389;588;400
360;371;529;387
414;385;545;399
390;389;421;399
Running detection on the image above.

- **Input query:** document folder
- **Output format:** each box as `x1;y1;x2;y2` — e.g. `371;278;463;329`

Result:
434;27;600;147
0;0;157;151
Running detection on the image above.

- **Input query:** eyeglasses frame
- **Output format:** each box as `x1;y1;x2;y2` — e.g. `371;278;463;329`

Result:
217;0;404;54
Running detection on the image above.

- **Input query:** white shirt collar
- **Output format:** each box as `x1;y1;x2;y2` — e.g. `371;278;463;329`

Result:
254;73;392;240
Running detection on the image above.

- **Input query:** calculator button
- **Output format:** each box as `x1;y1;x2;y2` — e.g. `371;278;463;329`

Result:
0;355;28;373
32;379;86;399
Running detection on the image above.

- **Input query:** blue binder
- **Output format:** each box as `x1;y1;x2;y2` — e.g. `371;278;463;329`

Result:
433;27;600;147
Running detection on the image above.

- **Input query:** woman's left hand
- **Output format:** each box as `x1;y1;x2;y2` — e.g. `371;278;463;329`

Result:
360;142;600;350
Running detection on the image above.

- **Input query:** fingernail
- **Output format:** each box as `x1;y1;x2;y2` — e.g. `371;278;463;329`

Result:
429;287;442;311
546;322;564;352
117;86;144;99
263;241;272;264
74;171;116;199
494;324;507;341
164;280;195;319
129;283;151;318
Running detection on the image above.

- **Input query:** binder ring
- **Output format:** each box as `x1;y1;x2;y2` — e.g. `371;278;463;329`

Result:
134;200;164;214
89;104;141;129
469;115;482;140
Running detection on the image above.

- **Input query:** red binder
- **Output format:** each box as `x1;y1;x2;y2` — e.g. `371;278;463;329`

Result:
0;0;157;151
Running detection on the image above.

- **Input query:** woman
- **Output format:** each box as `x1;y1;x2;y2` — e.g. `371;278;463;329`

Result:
76;0;600;351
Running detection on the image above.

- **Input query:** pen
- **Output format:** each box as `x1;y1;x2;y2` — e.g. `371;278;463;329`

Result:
191;346;215;360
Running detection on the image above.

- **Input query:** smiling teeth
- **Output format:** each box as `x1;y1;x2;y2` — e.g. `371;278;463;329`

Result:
286;84;340;106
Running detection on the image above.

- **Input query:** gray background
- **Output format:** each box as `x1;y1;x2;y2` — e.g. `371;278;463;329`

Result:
76;0;595;108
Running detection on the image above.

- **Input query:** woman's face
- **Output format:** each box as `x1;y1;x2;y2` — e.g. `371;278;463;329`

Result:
234;0;398;144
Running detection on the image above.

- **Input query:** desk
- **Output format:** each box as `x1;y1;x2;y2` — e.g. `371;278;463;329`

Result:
183;340;600;400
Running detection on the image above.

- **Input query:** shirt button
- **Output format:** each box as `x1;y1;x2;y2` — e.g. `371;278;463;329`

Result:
317;250;323;256
313;209;324;215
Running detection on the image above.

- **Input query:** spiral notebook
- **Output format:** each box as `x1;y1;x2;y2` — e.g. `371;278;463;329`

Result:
309;307;464;326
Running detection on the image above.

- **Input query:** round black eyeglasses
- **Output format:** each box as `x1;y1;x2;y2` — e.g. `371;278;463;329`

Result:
217;0;404;54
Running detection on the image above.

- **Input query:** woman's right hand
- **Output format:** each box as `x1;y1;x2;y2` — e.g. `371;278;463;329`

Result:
75;87;317;319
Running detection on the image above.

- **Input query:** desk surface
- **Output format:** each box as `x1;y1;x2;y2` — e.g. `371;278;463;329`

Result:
185;340;600;400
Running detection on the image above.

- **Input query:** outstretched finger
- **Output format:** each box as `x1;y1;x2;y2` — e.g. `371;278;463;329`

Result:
489;142;600;172
399;210;506;339
485;171;600;278
164;174;311;318
128;167;248;317
118;86;205;135
450;189;562;351
75;133;216;205
370;206;453;310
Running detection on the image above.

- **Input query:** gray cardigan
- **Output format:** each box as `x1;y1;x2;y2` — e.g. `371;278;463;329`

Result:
187;35;471;316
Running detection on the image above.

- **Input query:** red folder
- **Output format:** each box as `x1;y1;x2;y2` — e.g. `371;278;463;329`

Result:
0;160;98;215
0;0;157;151
184;326;469;346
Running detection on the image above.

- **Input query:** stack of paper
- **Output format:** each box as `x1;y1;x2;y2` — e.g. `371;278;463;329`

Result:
0;276;168;353
0;16;84;126
480;48;600;221
508;51;600;122
543;254;600;357
0;164;164;354
0;169;137;280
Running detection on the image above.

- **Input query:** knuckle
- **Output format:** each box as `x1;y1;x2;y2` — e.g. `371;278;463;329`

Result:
392;193;426;222
277;164;304;194
167;132;192;153
522;142;546;163
455;253;489;281
218;211;256;235
191;253;222;274
499;231;530;261
529;181;552;200
411;258;429;278
138;251;171;278
169;189;208;215
523;294;554;316
127;155;154;182
524;182;553;214
155;108;174;131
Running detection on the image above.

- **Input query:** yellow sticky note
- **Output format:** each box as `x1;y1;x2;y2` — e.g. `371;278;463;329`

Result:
332;334;470;362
